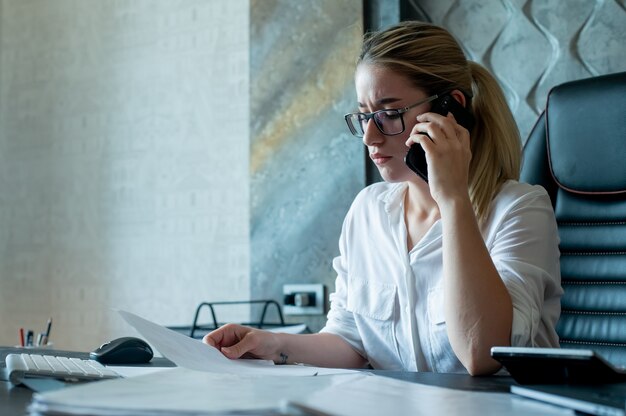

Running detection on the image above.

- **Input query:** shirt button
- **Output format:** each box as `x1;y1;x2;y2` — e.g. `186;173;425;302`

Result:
405;306;410;313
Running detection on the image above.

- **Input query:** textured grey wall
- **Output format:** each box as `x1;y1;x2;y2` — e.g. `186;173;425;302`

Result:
0;0;250;350
250;0;364;331
411;0;626;139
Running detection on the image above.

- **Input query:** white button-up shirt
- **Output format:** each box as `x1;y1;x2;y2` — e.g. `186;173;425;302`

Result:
321;180;562;373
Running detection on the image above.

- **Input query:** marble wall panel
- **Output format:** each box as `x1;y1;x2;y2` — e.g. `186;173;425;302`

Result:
250;0;363;330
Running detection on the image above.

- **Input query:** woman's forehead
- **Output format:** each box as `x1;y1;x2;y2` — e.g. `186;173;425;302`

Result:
355;64;421;103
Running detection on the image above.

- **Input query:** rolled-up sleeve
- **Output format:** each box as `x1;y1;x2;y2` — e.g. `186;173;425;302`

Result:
488;188;562;347
319;216;366;357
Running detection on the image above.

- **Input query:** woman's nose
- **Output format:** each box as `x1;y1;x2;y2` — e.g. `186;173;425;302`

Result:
362;118;383;147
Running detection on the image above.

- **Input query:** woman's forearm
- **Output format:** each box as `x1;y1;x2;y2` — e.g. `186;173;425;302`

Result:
205;324;365;368
440;197;513;375
275;332;367;368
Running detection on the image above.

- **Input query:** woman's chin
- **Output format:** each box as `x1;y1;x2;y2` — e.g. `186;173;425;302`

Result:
379;168;415;183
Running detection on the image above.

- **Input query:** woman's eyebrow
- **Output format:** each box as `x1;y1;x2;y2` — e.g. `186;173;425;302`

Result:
358;97;403;108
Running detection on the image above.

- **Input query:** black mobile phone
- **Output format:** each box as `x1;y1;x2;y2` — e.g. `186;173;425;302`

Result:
405;94;475;182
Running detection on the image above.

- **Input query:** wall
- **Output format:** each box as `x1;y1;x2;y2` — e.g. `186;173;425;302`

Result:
0;0;250;350
249;0;364;331
410;0;626;140
0;0;364;349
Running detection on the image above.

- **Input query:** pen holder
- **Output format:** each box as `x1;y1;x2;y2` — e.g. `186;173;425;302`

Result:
15;343;54;349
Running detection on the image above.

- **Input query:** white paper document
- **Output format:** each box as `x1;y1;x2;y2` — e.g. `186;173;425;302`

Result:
118;310;354;376
285;373;574;416
29;367;574;416
105;365;177;379
29;367;364;415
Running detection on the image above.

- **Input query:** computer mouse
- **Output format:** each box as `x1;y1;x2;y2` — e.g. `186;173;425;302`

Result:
89;336;154;365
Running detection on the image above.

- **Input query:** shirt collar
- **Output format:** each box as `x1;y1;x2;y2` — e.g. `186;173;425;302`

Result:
377;182;408;214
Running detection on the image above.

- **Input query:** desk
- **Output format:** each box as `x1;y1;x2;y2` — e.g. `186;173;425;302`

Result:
1;346;563;416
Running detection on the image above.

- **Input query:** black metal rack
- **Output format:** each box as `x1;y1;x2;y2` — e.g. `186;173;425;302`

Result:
168;299;304;339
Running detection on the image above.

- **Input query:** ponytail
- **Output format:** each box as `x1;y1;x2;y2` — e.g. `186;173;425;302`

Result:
467;62;521;223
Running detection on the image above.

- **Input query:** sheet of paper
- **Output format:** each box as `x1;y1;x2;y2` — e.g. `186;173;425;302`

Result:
287;373;575;416
32;368;574;416
105;365;177;378
30;367;365;415
118;310;356;376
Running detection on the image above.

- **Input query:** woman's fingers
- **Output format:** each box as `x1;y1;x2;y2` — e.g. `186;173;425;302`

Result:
407;112;470;152
203;324;279;361
220;333;258;359
203;324;250;350
415;113;460;142
202;333;218;348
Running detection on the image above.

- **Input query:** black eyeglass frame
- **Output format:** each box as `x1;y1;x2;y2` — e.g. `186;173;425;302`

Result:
344;94;439;138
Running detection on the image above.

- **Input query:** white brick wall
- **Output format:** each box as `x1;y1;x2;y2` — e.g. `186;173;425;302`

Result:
0;0;250;351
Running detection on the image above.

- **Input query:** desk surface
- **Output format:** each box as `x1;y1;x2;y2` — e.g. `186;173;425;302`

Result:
1;346;516;415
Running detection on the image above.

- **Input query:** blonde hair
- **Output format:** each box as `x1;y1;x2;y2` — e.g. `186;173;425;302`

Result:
359;21;521;223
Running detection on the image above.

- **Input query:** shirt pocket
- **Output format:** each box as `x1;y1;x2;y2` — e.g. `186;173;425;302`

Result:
345;278;400;369
347;278;396;320
427;285;446;325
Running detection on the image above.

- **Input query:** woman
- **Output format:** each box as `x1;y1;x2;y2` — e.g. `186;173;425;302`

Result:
204;21;562;375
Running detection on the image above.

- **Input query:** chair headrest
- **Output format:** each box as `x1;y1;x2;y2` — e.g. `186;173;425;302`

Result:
546;71;626;194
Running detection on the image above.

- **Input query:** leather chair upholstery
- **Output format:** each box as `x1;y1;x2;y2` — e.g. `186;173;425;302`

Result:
520;71;626;366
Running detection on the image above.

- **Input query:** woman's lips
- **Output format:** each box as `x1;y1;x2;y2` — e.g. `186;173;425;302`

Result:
370;153;392;165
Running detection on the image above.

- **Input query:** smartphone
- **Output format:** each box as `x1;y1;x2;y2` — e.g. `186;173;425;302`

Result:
405;94;475;182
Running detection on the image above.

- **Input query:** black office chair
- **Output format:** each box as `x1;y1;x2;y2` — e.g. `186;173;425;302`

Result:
520;71;626;367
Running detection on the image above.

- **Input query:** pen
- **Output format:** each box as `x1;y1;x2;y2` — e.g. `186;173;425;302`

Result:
43;318;52;345
19;328;25;347
26;330;34;347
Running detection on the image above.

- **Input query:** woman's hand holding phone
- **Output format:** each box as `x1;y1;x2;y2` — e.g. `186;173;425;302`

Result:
405;111;472;205
405;94;474;184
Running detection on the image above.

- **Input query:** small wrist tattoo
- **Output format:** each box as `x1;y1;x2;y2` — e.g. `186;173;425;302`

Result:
278;352;288;365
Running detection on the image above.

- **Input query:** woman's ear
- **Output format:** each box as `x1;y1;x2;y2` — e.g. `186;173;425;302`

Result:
450;89;467;108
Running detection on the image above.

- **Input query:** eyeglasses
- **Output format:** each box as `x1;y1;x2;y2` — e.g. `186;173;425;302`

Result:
344;94;439;138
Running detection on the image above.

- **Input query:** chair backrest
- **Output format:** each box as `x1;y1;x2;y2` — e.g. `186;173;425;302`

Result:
520;71;626;367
